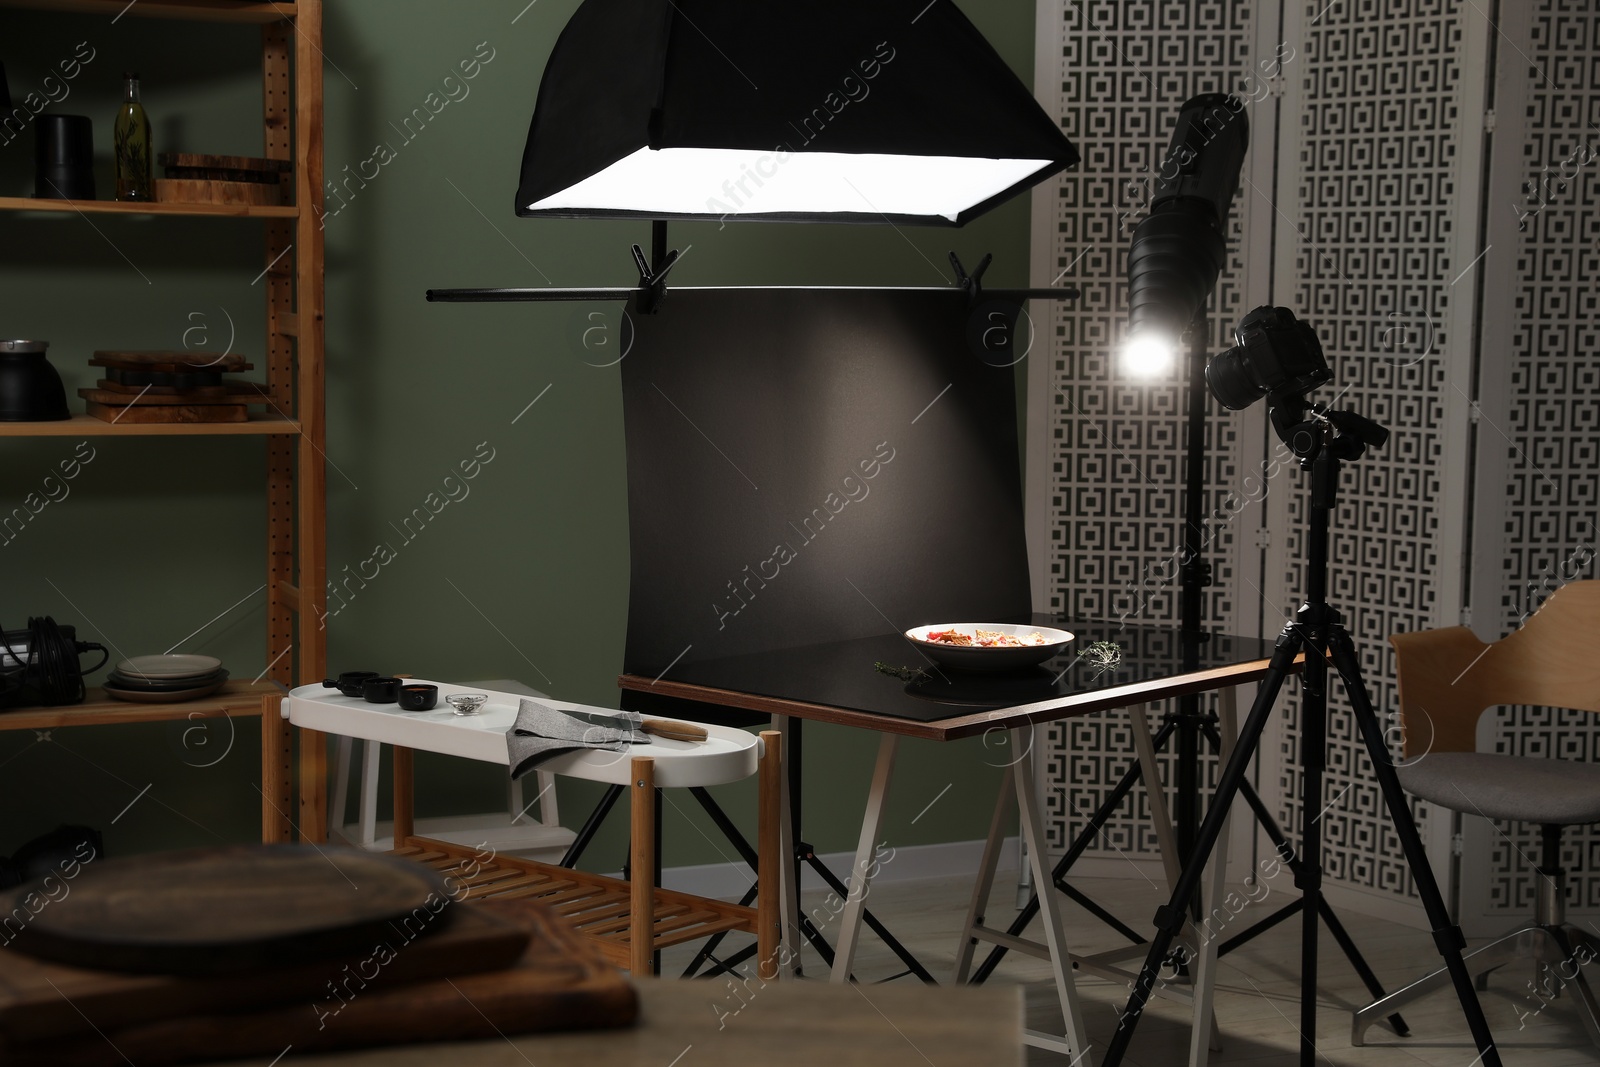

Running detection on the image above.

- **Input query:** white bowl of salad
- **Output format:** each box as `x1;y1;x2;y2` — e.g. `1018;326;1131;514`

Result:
904;623;1075;672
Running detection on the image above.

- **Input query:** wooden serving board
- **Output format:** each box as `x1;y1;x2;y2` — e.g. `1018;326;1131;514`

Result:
96;378;268;397
86;401;248;424
158;152;292;179
97;378;225;398
155;178;281;206
0;846;450;974
92;350;251;371
1;898;638;1067
0;901;528;1044
78;388;264;409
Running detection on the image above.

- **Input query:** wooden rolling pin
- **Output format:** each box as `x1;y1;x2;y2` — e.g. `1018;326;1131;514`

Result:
640;719;708;743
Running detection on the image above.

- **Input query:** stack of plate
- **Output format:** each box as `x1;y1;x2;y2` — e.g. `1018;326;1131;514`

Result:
104;654;229;703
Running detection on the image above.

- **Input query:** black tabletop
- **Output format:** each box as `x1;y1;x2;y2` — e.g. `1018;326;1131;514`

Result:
629;617;1275;728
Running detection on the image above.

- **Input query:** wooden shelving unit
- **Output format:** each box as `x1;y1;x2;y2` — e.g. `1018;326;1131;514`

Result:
0;681;281;731
1;0;297;23
0;413;301;436
0;0;326;840
0;195;299;218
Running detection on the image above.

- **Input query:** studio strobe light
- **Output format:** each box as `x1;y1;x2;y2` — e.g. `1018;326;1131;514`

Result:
1123;92;1249;375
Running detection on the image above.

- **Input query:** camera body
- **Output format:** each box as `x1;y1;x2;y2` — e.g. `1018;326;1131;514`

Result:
1205;305;1333;411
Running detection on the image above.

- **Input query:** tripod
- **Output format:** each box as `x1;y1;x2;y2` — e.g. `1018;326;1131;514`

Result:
1100;398;1501;1066
972;319;1405;1038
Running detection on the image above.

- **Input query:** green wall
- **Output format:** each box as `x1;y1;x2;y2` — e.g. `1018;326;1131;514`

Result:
0;0;1035;872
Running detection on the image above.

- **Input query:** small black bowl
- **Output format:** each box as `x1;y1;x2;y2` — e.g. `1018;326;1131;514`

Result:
398;684;438;711
361;677;401;704
322;671;380;698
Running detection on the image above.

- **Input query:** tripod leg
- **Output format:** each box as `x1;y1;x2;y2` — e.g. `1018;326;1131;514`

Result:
1328;629;1502;1066
1102;628;1304;1067
1299;642;1328;1065
1198;717;1410;1037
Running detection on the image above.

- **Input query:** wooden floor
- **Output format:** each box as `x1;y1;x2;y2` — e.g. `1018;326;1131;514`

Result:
660;870;1600;1066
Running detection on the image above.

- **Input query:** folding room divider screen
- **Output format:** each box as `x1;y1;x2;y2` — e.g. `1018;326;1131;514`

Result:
1028;0;1600;936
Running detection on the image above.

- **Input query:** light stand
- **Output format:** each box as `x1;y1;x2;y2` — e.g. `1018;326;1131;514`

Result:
1099;383;1503;1066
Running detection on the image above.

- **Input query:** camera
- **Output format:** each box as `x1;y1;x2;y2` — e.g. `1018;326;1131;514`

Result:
1205;305;1332;410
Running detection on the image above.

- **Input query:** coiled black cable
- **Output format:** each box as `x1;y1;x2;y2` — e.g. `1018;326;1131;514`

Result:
0;616;109;707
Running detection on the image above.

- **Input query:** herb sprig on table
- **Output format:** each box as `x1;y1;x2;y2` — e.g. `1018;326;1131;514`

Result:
1083;640;1122;667
874;661;931;684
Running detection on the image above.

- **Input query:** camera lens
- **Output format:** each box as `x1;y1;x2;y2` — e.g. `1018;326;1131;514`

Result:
1205;344;1267;410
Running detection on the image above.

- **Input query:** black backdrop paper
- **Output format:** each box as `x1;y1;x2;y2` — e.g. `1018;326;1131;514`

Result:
621;287;1031;676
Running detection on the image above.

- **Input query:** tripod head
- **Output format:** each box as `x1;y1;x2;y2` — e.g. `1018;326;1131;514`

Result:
1269;394;1389;469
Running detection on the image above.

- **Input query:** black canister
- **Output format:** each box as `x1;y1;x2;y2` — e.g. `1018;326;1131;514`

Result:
35;115;96;200
0;341;71;422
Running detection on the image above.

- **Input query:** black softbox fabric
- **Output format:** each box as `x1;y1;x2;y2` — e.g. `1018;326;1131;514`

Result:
516;0;1079;225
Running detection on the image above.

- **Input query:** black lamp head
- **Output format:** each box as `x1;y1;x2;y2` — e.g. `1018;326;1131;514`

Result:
1122;93;1249;375
515;0;1079;226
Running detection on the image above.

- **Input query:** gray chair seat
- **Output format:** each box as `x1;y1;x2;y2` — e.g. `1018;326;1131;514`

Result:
1398;752;1600;825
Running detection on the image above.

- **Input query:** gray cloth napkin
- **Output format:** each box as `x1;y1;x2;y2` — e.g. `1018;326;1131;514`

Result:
506;698;650;780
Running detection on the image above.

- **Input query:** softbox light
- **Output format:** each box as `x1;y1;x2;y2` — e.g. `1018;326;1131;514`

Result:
515;0;1079;226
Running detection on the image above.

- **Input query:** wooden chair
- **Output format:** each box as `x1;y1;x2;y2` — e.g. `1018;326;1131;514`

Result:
1353;580;1600;1046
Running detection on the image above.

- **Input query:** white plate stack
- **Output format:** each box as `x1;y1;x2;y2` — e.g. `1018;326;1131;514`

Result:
104;654;229;703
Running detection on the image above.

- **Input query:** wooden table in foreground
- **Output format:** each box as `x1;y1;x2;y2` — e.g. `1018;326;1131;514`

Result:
619;618;1281;1061
191;977;1022;1067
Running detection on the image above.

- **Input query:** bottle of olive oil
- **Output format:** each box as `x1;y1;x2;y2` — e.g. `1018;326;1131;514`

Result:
113;73;152;201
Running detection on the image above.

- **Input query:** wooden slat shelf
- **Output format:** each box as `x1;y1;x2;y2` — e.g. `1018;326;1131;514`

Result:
0;680;279;731
0;413;300;437
392;837;763;972
0;0;297;23
0;196;297;219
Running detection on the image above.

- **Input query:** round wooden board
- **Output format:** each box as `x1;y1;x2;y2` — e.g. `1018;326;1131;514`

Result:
0;846;453;974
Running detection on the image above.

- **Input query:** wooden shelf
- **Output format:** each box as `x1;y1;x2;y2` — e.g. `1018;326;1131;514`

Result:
0;413;300;437
0;680;280;731
0;0;296;23
0;196;297;219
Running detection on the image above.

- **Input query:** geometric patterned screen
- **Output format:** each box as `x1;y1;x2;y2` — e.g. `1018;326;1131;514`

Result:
1032;0;1599;924
1031;1;1266;863
1258;0;1477;911
1482;0;1600;918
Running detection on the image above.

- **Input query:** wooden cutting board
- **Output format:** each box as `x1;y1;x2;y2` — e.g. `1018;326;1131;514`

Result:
0;898;638;1067
96;378;268;397
79;390;262;406
155;178;281;206
0;846;452;974
79;388;261;407
85;401;249;423
0;900;528;1044
158;152;293;180
91;350;252;372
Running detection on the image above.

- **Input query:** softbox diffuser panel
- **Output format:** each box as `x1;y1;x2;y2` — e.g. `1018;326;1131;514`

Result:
620;287;1031;676
516;0;1078;224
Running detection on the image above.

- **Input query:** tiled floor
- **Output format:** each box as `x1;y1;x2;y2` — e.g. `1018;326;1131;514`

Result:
665;871;1600;1065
